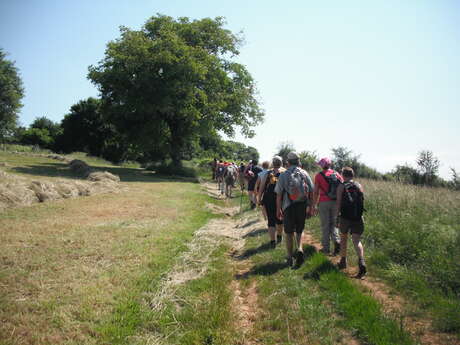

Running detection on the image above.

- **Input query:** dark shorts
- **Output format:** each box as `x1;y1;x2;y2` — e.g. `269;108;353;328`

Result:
339;217;364;235
225;175;235;185
247;180;256;191
264;197;283;227
283;201;307;234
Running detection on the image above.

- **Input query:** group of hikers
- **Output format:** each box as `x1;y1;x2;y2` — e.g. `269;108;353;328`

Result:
211;152;366;278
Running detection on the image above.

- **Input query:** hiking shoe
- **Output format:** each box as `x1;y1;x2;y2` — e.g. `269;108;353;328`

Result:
295;251;304;266
332;242;340;256
270;240;276;249
276;235;282;244
337;257;347;270
250;202;256;209
286;257;294;267
356;263;367;279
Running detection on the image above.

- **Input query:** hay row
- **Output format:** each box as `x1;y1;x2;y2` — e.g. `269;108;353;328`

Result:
0;156;121;212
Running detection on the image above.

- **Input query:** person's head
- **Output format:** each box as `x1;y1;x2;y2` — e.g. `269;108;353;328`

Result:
272;155;283;169
342;166;354;180
262;160;270;169
252;159;258;166
317;157;332;170
287;151;300;167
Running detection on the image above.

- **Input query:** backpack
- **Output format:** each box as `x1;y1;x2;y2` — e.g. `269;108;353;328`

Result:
320;171;341;200
216;166;225;177
264;170;280;195
341;181;364;220
286;167;309;203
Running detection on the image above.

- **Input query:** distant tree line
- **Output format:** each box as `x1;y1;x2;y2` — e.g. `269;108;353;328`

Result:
276;142;459;190
0;15;264;165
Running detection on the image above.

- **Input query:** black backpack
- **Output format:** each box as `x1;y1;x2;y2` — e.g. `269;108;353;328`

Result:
320;171;341;200
341;181;364;220
264;170;280;195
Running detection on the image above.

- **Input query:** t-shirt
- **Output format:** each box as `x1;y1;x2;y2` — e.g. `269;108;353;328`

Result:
248;166;263;187
314;169;344;203
275;165;313;211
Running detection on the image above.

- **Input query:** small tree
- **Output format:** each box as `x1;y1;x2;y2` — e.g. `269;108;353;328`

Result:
276;141;296;164
299;150;319;173
0;49;24;141
416;150;440;186
331;146;360;172
450;168;460;190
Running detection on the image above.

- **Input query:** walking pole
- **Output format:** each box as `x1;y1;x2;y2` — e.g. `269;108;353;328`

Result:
239;183;244;214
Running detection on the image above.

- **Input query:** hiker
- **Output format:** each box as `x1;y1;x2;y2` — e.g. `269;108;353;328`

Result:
238;162;246;191
336;167;367;278
224;162;238;198
312;157;343;255
258;156;285;248
215;161;226;195
246;159;262;209
275;152;314;267
255;160;270;219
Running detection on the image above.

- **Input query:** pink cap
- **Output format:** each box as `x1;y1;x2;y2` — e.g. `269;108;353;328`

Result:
317;157;331;168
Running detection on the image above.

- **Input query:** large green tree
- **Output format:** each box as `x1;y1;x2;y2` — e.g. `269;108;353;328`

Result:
88;15;264;165
0;49;24;141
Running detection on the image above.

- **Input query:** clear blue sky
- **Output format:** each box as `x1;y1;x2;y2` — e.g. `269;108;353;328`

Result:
1;0;459;178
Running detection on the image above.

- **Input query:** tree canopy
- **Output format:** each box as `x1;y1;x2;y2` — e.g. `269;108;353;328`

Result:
0;49;24;141
88;15;264;164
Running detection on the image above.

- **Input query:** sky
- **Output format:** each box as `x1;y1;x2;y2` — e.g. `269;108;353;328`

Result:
1;0;459;178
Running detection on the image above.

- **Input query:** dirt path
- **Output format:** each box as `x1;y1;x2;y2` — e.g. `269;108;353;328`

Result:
302;229;460;345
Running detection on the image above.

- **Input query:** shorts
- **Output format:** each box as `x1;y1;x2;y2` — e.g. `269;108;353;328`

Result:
283;201;307;234
264;197;283;227
339;217;364;235
247;180;256;191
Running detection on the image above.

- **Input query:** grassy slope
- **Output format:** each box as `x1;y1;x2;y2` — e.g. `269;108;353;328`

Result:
307;177;460;335
0;153;222;345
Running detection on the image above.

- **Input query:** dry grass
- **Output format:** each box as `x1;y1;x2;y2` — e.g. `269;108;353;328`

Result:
0;178;206;345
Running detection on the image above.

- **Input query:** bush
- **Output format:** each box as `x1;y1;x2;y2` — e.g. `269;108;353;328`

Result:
146;161;197;178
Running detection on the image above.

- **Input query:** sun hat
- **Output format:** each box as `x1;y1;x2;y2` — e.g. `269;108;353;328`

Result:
317;157;332;168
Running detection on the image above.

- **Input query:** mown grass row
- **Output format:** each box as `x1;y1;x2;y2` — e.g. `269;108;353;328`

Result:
307;178;460;335
242;218;416;345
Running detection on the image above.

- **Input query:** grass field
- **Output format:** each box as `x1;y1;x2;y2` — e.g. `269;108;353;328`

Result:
0;151;220;344
1;149;459;345
307;177;460;336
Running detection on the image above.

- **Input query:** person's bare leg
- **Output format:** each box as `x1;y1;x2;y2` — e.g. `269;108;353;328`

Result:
340;232;348;258
268;226;276;241
295;232;303;253
352;234;364;262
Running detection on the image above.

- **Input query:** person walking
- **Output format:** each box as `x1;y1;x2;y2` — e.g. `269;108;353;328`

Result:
255;160;270;219
224;162;238;198
275;152;314;267
312;157;343;255
246;159;262;209
336;167;367;278
258;156;285;248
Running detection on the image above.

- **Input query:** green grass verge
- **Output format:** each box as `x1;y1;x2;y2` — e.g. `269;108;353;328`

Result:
240;220;416;345
307;178;460;336
96;198;218;344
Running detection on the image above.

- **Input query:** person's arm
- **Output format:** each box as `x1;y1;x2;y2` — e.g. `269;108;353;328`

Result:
276;192;283;219
312;173;320;205
336;184;344;215
255;176;261;195
257;174;267;205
